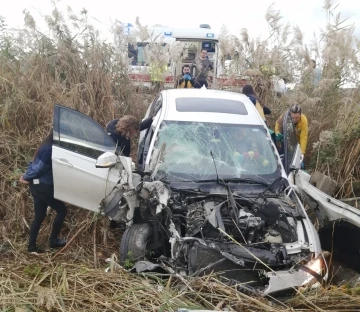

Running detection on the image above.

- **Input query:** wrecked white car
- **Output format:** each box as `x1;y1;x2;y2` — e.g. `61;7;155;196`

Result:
52;89;350;297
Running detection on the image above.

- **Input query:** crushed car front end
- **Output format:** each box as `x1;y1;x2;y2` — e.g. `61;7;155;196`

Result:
157;183;327;296
101;166;327;297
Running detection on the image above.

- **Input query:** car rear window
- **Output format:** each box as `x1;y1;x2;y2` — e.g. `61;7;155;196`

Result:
175;97;248;115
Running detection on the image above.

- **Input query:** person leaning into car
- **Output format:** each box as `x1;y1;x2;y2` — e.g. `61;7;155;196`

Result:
19;129;67;253
106;115;153;157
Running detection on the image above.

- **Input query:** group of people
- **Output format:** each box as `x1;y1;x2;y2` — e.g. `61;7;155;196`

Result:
19;76;308;254
176;49;214;89
152;54;309;165
150;48;213;90
241;84;308;167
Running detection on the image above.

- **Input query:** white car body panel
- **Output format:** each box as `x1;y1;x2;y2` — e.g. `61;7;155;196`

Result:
163;89;265;125
52;146;119;212
295;170;360;227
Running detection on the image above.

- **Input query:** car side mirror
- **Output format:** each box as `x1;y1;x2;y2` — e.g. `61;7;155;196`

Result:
289;165;299;172
95;151;118;168
132;170;151;177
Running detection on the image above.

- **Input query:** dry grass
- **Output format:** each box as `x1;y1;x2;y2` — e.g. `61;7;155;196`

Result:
2;244;360;311
1;1;360;311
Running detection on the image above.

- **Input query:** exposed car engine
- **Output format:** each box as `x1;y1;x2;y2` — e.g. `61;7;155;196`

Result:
169;192;298;245
164;192;298;284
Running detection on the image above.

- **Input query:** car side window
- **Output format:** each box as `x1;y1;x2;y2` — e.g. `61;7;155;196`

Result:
284;111;298;170
54;106;116;159
149;95;162;118
137;94;163;170
143;94;160;119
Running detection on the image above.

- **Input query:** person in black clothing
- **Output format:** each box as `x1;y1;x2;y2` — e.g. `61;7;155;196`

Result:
19;129;67;253
242;84;271;116
106;115;153;157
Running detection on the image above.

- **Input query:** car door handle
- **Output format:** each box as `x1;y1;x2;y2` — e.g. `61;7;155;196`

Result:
54;158;73;167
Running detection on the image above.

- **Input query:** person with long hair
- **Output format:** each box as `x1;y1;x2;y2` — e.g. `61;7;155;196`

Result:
19;129;67;253
106;115;153;157
242;84;272;119
275;104;308;168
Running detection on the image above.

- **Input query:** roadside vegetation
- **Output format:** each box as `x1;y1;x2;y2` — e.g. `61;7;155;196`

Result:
1;1;359;310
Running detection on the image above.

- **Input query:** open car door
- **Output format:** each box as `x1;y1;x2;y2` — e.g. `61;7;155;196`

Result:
282;110;302;176
52;104;120;212
295;170;360;271
136;94;162;171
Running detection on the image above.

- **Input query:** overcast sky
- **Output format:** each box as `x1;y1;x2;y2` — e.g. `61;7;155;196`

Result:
2;0;360;43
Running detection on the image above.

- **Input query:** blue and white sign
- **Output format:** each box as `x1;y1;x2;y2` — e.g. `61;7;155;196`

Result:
164;31;172;36
206;33;215;38
122;23;134;36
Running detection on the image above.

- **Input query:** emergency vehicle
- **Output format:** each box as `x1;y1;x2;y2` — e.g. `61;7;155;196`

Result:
123;23;285;92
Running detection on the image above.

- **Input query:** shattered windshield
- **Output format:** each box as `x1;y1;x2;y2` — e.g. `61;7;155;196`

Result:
151;121;280;183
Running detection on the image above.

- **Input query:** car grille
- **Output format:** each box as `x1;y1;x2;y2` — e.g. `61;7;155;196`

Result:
188;242;264;286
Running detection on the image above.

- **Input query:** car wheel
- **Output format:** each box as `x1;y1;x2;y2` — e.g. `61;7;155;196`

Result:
119;223;152;267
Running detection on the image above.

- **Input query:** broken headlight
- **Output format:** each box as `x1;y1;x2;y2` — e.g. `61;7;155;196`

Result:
300;254;328;289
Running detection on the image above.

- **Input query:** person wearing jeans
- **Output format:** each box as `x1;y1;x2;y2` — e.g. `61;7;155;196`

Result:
19;129;67;253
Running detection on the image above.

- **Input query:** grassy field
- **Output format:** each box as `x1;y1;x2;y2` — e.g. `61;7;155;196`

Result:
1;2;360;311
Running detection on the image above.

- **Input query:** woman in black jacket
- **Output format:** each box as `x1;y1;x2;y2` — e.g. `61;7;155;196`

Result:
106;115;153;157
242;84;271;115
19;129;67;253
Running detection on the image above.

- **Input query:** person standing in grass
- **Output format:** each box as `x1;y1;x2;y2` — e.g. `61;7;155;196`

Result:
275;104;308;168
19;129;67;253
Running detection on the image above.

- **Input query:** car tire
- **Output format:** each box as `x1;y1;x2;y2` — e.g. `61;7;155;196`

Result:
119;223;152;266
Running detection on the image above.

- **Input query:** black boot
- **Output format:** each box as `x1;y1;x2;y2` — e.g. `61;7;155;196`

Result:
28;245;46;253
49;238;67;249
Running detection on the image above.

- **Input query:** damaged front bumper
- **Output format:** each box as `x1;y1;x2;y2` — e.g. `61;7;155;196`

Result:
263;262;326;295
129;236;328;297
128;257;327;297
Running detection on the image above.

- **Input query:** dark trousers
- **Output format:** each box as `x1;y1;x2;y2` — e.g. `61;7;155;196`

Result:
28;183;67;247
194;80;208;88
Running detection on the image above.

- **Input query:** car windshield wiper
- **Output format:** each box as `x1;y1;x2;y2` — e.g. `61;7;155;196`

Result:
256;175;286;198
194;177;270;187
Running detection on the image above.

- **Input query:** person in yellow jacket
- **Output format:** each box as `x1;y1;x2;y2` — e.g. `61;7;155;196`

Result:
176;65;195;88
275;104;308;167
149;62;168;92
